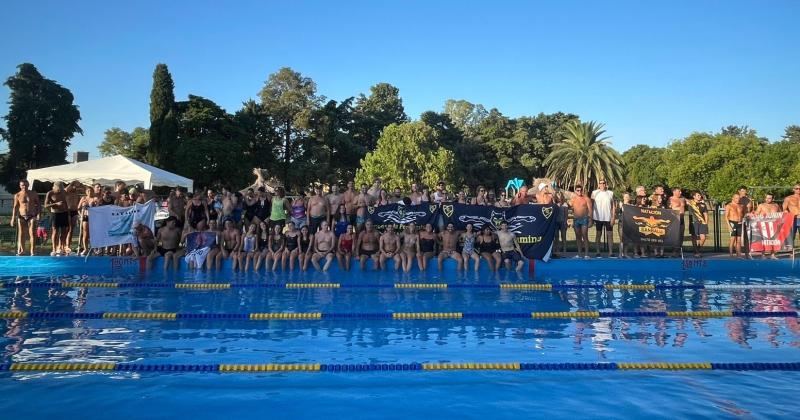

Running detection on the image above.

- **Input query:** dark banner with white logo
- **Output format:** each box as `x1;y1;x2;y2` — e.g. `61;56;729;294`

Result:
747;212;795;254
441;203;557;260
622;204;681;246
367;203;439;232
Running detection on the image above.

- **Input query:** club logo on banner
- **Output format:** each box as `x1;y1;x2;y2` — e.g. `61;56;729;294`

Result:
367;203;438;231
622;204;680;246
88;200;156;249
747;212;794;253
442;203;557;260
185;231;217;253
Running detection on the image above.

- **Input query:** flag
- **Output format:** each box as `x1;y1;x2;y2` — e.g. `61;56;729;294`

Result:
747;212;794;253
88;200;156;248
622;204;681;246
367;203;439;231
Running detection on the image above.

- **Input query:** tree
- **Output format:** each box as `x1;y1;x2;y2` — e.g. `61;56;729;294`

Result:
420;111;463;150
783;125;800;143
147;64;178;169
352;83;407;152
310;98;363;183
544;120;624;190
621;145;667;190
234;99;280;174
258;67;320;189
98;127;149;159
1;63;82;191
173;95;250;189
355;122;456;191
443;99;487;137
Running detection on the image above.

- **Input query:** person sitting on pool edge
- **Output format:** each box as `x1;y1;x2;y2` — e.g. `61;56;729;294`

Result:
497;221;525;272
356;220;380;270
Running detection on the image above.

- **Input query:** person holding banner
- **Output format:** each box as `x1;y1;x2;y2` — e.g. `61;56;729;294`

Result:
569;185;592;259
687;192;709;258
668;187;686;257
725;194;744;258
755;194;782;259
649;194;665;257
497;221;525;271
783;184;800;242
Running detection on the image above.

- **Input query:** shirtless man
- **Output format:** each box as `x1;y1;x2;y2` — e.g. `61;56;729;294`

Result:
669;187;686;256
355;220;380;270
326;184;344;225
10;180;41;256
215;219;241;270
221;187;235;223
725;194;744;258
410;183;423;205
44;182;70;255
343;181;358;225
755;194;782;259
378;224;402;271
355;184;372;231
569;184;593;259
307;185;329;234
368;177;382;201
150;217;182;270
64;181;81;253
497;221;525;271
437;222;463;270
783;183;800;243
310;220;335;271
168;188;188;228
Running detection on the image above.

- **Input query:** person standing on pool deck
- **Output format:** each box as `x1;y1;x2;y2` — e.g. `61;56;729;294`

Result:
355;184;372;231
669;187;686;257
687;191;709;258
755;194;782;260
591;180;615;258
343;181;358;226
782;184;800;242
497;221;525;271
737;186;754;256
269;187;291;231
326;184;344;225
168;188;188;229
308;185;329;234
10;180;41;256
356;220;380;270
569;184;592;259
725;194;744;258
44;182;70;256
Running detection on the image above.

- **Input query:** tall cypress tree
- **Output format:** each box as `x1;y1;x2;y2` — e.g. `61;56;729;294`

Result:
147;63;178;168
1;63;82;191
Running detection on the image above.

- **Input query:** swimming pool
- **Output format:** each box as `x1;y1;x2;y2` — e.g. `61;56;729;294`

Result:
1;257;799;419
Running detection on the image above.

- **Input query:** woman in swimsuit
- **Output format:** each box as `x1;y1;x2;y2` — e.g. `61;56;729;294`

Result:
297;225;312;271
239;223;258;272
268;223;285;271
283;221;300;270
77;187;94;256
290;194;308;229
401;223;420;273
254;221;271;272
460;223;480;271
337;224;356;271
418;223;437;271
334;204;349;238
477;226;501;271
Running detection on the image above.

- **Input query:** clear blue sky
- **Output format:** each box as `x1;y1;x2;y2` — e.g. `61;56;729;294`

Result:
1;0;798;158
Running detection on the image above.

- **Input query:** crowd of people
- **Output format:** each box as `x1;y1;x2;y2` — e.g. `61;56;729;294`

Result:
10;177;800;271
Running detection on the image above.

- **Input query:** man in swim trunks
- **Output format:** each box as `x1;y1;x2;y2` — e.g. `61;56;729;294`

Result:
326;184;344;224
215;219;241;270
590;180;615;258
150;217;182;270
10;179;41;256
755;194;782;259
687;191;709;258
168;188;188;228
725;194;744;258
497;221;525;271
355;183;372;231
310;220;336;271
783;183;800;243
63;181;81;253
368;177;382;201
738;185;754;254
356;220;380;270
410;183;423;205
569;184;592;259
343;181;357;225
44;182;70;256
437;222;463;270
308;185;329;234
378;224;402;271
669;187;686;256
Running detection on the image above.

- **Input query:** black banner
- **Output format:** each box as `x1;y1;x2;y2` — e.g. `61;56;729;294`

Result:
367;203;439;232
621;204;681;246
441;203;557;260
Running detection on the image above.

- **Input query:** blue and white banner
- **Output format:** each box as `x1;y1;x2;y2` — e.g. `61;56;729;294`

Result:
89;200;157;248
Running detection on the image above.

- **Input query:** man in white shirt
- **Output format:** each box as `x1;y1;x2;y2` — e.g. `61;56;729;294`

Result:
433;181;448;204
591;180;616;258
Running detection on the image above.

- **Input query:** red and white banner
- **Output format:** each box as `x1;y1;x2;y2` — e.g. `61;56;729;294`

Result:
747;212;795;253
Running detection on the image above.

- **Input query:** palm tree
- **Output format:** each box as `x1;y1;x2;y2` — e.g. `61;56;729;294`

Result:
545;120;624;190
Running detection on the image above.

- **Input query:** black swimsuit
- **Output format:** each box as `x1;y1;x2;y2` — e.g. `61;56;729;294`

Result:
299;236;311;253
189;202;206;227
478;236;498;254
420;237;435;253
285;233;298;251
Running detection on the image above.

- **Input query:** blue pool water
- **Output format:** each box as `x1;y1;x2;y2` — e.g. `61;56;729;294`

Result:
1;257;799;419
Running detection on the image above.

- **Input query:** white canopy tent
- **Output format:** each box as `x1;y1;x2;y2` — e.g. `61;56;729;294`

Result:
26;155;193;192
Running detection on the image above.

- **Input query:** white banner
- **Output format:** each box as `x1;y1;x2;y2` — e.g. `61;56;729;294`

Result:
89;200;156;249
